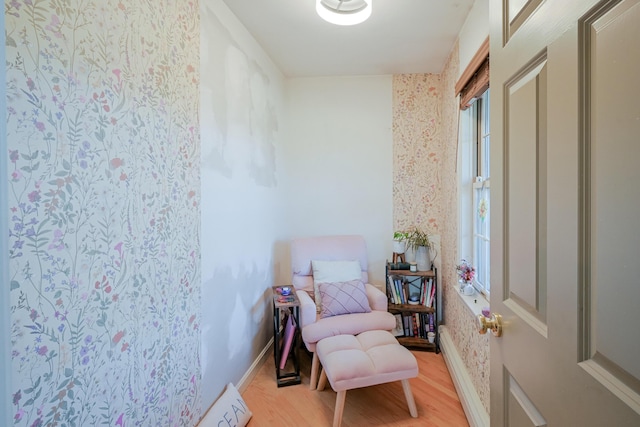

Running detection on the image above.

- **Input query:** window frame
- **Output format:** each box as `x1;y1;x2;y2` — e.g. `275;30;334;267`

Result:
456;43;491;297
471;90;490;295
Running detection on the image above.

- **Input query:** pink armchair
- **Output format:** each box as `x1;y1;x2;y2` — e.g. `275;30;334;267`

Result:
290;235;396;389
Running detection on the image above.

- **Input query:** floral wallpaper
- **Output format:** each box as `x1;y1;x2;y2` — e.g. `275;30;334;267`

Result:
5;1;201;426
392;40;490;412
392;73;444;234
440;42;491;413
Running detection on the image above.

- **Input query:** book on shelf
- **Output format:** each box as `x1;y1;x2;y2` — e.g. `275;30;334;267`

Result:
389;276;402;304
387;276;396;304
423;278;432;308
418;278;433;308
428;280;436;308
395;278;403;304
422;313;428;338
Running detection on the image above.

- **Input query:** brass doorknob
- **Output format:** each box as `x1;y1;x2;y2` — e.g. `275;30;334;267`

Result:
477;313;503;337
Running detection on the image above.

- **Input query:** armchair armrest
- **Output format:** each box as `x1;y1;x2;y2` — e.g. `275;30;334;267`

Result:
296;289;318;330
365;283;388;311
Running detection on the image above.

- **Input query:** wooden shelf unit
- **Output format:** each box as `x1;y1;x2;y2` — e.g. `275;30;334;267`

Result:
386;264;439;352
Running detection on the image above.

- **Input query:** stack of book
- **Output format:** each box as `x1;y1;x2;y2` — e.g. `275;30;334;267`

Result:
400;312;436;338
386;276;435;308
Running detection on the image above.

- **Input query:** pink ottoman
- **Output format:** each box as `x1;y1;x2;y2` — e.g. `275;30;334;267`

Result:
316;330;419;427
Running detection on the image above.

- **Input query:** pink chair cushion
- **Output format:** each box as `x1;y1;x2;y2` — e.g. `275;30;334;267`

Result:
316;330;418;392
301;310;396;352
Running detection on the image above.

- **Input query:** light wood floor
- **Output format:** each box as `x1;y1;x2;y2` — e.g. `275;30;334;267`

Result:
242;347;469;426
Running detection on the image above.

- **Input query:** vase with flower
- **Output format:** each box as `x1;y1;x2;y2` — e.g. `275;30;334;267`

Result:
456;259;476;295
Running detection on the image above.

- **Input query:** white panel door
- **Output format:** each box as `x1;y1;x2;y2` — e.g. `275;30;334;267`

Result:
490;0;640;425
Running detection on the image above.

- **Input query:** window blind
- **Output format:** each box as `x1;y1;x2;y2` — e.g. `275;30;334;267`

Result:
455;37;490;111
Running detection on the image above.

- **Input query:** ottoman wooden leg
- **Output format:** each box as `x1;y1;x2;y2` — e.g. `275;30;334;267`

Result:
333;390;346;427
401;379;418;418
310;352;320;390
317;368;328;391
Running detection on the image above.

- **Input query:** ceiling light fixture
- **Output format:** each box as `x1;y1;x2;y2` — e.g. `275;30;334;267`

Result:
316;0;372;26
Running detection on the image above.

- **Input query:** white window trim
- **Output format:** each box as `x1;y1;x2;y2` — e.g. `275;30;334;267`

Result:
458;91;491;298
474;91;490;296
457;101;475;283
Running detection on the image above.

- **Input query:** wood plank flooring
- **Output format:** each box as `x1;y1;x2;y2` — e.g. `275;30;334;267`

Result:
242;347;469;426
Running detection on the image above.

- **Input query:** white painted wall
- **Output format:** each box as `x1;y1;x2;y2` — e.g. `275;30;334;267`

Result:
283;76;394;288
199;2;395;414
458;0;490;77
200;0;287;410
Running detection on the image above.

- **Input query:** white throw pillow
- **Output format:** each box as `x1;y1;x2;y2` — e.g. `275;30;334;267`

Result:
200;383;252;427
311;260;362;312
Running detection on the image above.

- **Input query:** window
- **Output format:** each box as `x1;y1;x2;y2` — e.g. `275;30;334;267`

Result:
458;89;490;296
456;42;490;296
472;90;490;294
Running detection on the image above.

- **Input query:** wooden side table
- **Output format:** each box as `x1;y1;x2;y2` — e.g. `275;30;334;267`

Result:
272;286;301;387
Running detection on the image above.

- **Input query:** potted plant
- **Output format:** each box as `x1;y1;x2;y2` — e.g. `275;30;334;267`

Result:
393;231;409;254
405;227;432;271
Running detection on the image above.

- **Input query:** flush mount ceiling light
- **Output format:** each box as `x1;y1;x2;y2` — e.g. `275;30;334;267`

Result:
316;0;372;26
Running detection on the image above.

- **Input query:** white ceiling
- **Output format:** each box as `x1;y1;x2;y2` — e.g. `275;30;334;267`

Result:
221;0;476;78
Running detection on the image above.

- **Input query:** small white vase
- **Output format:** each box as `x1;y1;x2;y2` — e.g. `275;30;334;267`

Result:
393;240;406;254
463;283;475;296
415;246;430;271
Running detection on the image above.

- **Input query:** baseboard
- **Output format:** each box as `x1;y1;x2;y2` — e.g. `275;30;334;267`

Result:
197;338;273;427
197;337;273;426
439;326;490;427
235;336;274;394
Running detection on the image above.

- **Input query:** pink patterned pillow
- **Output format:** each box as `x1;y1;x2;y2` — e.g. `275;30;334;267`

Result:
318;280;371;318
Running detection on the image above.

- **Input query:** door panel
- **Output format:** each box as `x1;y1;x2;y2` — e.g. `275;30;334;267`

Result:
504;0;545;44
491;0;640;425
580;0;640;410
506;371;547;427
505;57;548;324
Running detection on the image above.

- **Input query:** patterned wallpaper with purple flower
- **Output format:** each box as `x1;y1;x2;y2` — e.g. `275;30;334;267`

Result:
5;1;201;426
